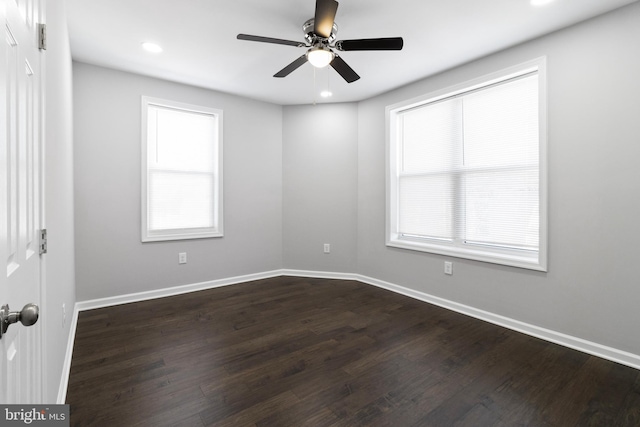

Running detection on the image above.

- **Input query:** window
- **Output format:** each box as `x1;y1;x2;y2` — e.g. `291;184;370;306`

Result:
141;97;223;242
387;59;547;271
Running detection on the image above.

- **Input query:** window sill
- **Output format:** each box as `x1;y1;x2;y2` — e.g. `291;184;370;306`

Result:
386;236;546;272
142;229;223;243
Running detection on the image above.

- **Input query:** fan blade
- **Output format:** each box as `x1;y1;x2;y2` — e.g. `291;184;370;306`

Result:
314;0;338;39
330;55;360;83
274;55;309;78
237;34;306;48
335;37;404;51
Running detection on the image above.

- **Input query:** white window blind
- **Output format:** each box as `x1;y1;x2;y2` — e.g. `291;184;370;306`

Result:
142;98;223;242
388;60;546;270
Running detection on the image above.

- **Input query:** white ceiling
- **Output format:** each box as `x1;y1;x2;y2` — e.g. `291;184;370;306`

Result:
66;0;638;105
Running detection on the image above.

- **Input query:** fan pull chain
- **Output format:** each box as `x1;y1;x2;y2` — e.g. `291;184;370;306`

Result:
313;66;317;105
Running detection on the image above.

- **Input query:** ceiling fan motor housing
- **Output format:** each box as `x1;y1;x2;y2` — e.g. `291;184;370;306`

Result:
303;18;338;45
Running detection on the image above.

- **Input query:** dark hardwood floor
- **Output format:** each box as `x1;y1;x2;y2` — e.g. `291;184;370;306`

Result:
66;276;640;426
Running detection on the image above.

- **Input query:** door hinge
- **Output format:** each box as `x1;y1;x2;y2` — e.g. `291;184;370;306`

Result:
37;23;46;50
39;229;47;255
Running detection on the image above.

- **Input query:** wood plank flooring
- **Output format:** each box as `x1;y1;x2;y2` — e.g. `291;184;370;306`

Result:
66;276;640;426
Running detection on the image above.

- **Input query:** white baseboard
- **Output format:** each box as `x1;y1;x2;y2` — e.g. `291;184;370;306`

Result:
75;270;283;312
280;269;358;280
57;301;79;404
351;273;640;371
280;269;640;370
59;268;640;400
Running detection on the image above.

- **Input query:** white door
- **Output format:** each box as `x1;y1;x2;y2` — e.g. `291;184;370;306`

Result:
0;0;44;404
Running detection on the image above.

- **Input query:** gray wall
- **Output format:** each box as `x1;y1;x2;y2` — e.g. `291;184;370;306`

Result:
282;103;358;273
44;0;76;402
356;4;640;355
73;63;283;301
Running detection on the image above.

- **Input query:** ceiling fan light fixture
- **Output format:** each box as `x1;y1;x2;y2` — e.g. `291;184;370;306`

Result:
306;46;335;68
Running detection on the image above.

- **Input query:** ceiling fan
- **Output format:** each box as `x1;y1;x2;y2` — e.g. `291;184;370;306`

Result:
237;0;404;83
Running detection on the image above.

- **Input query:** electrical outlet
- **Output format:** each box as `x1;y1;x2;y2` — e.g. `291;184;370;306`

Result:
323;244;330;254
62;303;66;328
444;261;453;275
179;252;187;264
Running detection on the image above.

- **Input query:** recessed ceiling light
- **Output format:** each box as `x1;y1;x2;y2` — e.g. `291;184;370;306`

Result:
141;42;163;53
530;0;554;6
320;90;333;98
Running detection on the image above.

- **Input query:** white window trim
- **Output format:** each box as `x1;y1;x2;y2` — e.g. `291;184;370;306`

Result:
141;96;224;242
386;57;548;271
